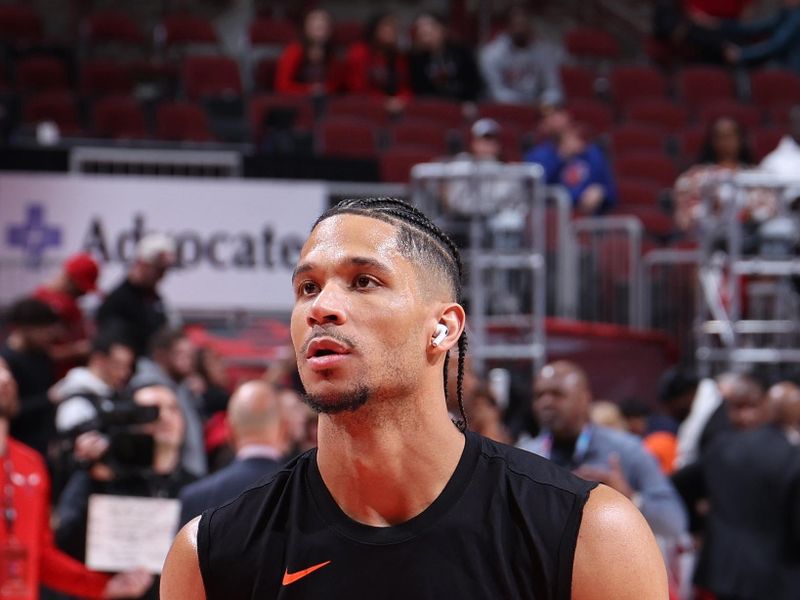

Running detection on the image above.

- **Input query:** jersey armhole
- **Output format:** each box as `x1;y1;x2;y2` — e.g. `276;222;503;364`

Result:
197;509;214;596
556;482;597;600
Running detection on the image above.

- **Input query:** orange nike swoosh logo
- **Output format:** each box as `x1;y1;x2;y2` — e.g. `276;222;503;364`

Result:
282;560;332;586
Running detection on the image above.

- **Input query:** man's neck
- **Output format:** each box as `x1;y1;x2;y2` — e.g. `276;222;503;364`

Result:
315;390;465;528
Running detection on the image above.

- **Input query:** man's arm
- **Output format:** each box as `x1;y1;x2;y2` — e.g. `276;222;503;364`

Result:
573;485;668;600
160;517;206;600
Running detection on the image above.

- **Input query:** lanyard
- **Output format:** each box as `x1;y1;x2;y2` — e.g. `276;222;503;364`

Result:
540;425;593;468
1;455;14;536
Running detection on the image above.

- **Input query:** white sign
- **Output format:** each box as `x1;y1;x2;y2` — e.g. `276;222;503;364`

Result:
86;494;181;574
0;174;327;311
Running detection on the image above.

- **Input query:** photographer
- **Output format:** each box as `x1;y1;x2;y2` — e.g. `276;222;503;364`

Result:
55;384;194;599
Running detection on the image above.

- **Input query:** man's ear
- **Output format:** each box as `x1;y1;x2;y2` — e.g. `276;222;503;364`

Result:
431;303;466;353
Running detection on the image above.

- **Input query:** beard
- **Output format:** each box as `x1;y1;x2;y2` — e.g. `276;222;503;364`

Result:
303;384;371;414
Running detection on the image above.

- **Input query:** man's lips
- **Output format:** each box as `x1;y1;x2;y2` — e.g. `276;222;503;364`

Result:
304;337;353;371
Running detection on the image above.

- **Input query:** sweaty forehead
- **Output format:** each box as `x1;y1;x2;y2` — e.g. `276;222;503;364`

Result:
300;214;404;264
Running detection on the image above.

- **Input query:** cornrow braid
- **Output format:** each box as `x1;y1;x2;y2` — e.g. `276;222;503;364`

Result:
314;197;469;432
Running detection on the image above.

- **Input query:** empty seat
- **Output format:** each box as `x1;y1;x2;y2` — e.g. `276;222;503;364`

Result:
159;14;217;47
565;27;622;60
609;65;668;106
332;20;363;48
614;152;678;187
677;66;736;107
699;101;761;130
23;91;82;134
250;94;314;141
93;94;147;138
318;116;377;157
477;101;537;131
567;99;614;132
674;126;706;163
156;101;213;142
405;98;463;128
616;179;662;206
16;56;69;92
0;4;42;45
253;58;277;92
390;118;448;153
612;206;674;239
80;59;135;95
627;99;689;132
750;69;800;109
561;65;596;100
608;124;665;154
326;95;389;125
183;55;242;100
83;11;144;46
380;147;437;183
249;18;296;46
752;128;784;161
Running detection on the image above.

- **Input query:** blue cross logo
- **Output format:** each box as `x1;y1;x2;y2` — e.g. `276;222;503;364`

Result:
6;204;62;267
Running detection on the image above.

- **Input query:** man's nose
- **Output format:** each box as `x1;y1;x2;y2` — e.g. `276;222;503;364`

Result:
306;283;347;327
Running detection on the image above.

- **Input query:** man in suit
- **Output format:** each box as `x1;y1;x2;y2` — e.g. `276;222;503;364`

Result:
179;380;287;525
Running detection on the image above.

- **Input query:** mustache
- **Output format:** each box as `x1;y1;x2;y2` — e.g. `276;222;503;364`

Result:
300;327;357;356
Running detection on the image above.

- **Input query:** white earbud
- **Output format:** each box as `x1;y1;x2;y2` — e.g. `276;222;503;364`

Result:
431;323;449;347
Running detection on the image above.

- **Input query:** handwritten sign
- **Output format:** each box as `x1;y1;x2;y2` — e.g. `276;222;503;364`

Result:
86;495;181;574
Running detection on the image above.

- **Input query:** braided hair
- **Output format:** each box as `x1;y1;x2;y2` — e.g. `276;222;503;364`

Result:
313;197;469;432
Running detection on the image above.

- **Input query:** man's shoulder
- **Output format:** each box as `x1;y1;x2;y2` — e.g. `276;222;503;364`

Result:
181;457;282;501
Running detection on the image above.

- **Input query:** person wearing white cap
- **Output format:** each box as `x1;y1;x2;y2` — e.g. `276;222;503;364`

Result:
96;233;177;357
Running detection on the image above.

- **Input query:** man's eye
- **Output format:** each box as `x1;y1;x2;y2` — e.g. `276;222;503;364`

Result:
354;275;378;289
298;281;319;296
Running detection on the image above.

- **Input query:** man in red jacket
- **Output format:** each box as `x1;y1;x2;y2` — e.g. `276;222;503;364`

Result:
0;356;152;600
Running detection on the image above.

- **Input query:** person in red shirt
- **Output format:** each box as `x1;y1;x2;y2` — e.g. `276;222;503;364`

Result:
0;356;152;600
344;11;412;113
33;253;99;375
274;9;344;96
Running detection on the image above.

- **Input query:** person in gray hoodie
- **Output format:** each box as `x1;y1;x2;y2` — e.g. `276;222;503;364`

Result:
129;328;207;478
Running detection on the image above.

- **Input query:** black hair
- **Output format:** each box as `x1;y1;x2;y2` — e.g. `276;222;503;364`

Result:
90;325;134;356
5;297;59;328
657;367;699;405
697;115;754;166
313;197;469;432
148;327;186;357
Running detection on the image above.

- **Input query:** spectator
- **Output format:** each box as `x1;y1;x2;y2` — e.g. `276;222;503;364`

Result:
761;105;800;176
33;252;99;374
190;346;230;418
278;385;317;459
130;328;207;478
96;233;176;358
674;385;800;600
344;11;412;114
673;116;755;232
721;0;800;73
179;380;286;526
0;357;153;600
590;400;626;430
0;298;61;457
409;11;483;102
620;399;679;475
56;384;194;600
274;9;343;95
53;328;135;433
518;360;688;541
525;123;617;214
464;386;512;444
767;381;800;444
479;5;563;107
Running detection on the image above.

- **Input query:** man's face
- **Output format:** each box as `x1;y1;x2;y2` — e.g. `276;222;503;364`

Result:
723;382;767;431
533;365;590;439
290;214;434;414
134;386;185;448
168;338;196;381
105;344;134;391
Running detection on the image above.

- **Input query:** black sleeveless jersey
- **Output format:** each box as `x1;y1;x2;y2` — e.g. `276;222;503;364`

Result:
197;431;597;600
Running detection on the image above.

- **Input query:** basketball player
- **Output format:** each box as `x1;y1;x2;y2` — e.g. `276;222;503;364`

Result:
161;198;667;599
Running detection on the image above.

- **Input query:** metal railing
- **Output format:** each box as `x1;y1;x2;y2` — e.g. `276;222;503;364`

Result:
70;146;242;177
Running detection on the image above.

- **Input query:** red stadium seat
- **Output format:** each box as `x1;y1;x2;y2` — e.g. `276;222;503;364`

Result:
326;95;389;125
332;20;363;48
156;101;214;142
23;91;82;135
677;66;736;107
616;179;662;207
93;94;148;139
609;66;669;106
379;147;438;183
0;5;42;45
614;152;678;188
250;94;314;141
159;14;218;47
608;124;665;154
567;99;614;133
478;102;537;131
561;65;596;100
766;101;798;128
318;117;377;157
674;126;706;164
699;102;761;130
565;27;622;60
612;206;674;239
752;128;783;161
249;18;296;46
627;99;689;132
83;11;144;46
183;55;242;100
750;69;800;109
16;56;69;92
405;98;463;128
80;59;135;95
253;58;277;92
390;119;449;154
